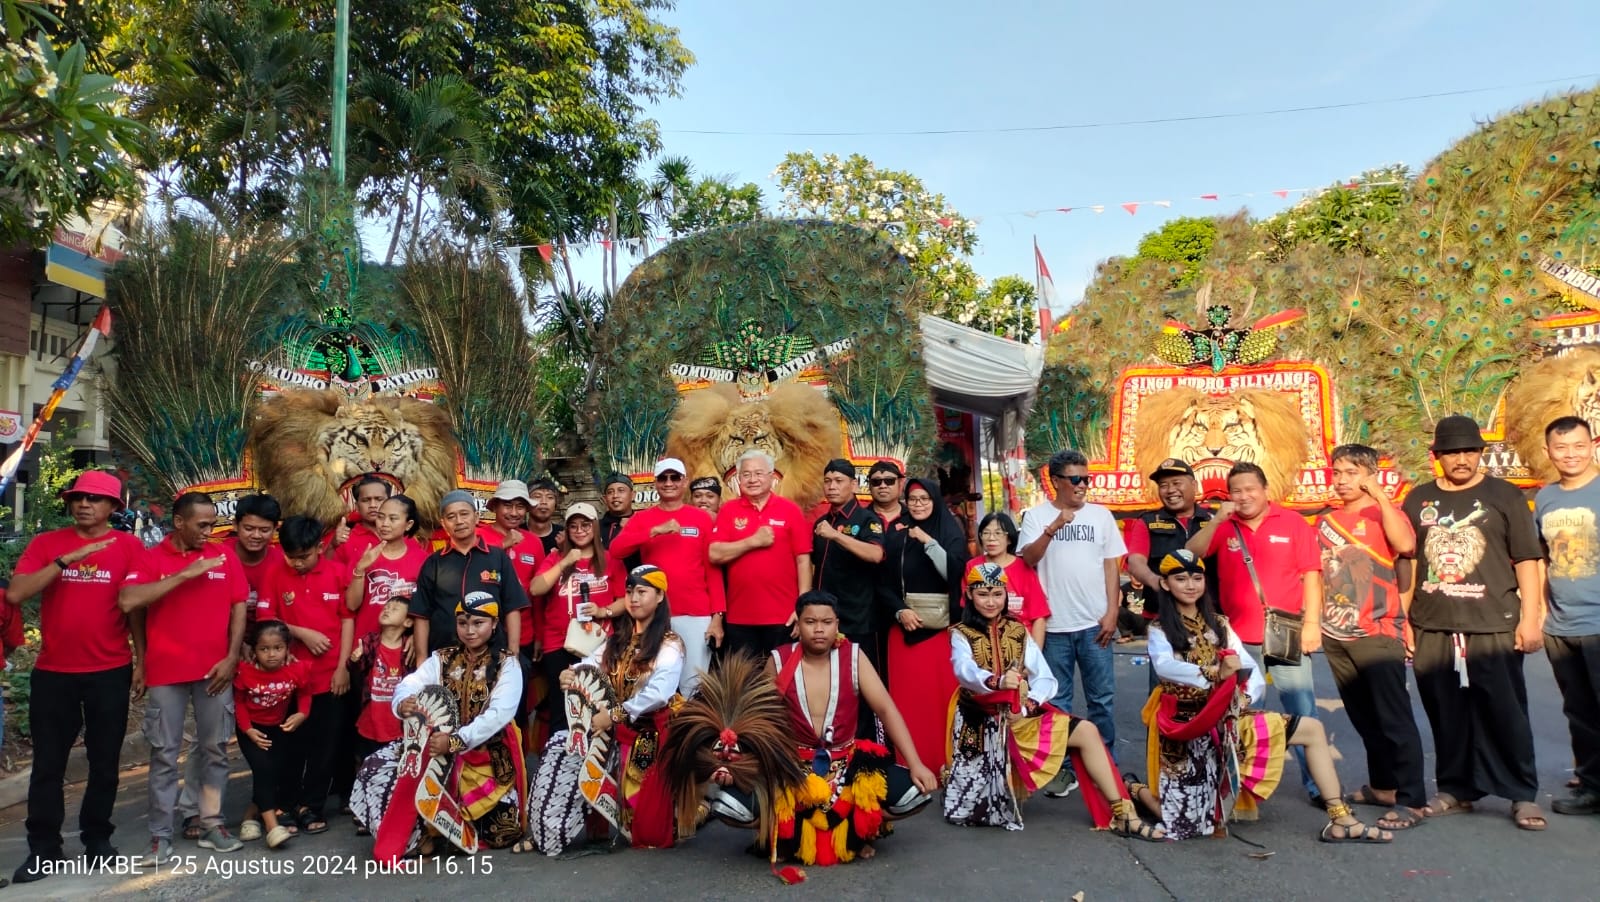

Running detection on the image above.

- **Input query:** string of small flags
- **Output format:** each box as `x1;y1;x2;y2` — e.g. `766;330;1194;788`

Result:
504;179;1405;257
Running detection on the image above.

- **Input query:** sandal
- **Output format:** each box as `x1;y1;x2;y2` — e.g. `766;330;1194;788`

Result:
1121;773;1157;818
1423;793;1474;817
1320;802;1392;843
182;816;204;841
1375;808;1426;831
275;810;298;835
511;837;538;854
295;808;329;835
239;819;264;842
1511;801;1547;832
1344;785;1392;808
1111;799;1166;843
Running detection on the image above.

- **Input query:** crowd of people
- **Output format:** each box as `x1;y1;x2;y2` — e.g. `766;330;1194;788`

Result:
5;410;1600;885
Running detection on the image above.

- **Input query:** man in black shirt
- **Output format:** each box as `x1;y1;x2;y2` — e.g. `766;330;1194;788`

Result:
867;460;908;683
526;476;565;557
408;490;530;667
813;459;885;648
598;472;641;571
1401;415;1546;830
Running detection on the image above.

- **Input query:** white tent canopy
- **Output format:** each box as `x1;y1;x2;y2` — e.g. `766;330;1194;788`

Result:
918;314;1045;448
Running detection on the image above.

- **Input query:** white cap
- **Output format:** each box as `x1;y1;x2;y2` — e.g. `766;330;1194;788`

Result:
653;457;687;478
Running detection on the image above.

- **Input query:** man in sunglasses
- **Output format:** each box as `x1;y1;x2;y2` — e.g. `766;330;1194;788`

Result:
611;458;726;692
866;460;909;681
1019;449;1125;769
8;471;147;884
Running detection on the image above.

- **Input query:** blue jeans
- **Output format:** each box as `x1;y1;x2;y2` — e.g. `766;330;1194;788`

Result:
1044;628;1116;750
1246;643;1318;796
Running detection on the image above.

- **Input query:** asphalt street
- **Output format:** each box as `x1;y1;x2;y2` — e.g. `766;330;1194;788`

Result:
0;646;1594;901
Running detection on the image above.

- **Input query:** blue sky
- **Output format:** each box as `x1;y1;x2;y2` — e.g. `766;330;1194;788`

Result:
568;0;1600;314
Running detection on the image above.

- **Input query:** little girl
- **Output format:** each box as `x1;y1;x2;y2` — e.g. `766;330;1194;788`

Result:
346;598;414;835
233;620;312;849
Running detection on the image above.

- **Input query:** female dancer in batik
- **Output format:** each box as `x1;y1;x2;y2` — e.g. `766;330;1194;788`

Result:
520;565;685;856
1132;550;1392;844
351;591;526;858
945;563;1162;839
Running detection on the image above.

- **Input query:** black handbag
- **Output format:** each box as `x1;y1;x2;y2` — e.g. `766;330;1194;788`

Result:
1233;522;1303;666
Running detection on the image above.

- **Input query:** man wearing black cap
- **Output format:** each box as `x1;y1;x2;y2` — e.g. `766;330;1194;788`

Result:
1401;414;1547;830
813;459;885;664
1125;458;1213;627
409;490;531;668
526;476;565;558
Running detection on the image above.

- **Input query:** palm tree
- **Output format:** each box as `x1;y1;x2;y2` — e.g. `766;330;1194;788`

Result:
348;72;505;264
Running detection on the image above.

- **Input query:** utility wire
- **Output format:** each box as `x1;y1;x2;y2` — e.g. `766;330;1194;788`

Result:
663;73;1600;137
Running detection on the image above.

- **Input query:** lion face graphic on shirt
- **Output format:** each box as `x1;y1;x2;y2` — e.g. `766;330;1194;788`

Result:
1422;503;1489;585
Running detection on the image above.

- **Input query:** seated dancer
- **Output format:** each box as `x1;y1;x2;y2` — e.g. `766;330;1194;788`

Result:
521;565;684;856
708;591;939;868
946;563;1162;839
350;591;526;858
1131;551;1392;844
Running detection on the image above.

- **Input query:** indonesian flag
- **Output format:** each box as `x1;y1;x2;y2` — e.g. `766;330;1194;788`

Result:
1035;242;1059;336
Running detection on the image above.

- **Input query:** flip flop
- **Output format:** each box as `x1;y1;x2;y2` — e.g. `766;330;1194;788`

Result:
1423;793;1473;817
1344;785;1391;808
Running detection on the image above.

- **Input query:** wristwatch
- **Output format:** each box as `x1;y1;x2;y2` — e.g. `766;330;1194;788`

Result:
54;557;71;570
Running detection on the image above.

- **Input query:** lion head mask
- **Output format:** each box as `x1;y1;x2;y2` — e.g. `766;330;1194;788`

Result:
665;381;843;509
248;389;460;527
1131;387;1309;502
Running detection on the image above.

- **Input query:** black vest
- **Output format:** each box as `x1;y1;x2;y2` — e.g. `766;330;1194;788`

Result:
1138;508;1214;618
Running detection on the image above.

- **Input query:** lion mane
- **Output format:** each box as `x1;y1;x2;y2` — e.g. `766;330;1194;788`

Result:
1504;347;1600;483
248;389;460;527
1132;387;1309;502
665;381;843;509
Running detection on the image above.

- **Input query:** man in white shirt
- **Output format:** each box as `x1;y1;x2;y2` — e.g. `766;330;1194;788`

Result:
1019;449;1125;762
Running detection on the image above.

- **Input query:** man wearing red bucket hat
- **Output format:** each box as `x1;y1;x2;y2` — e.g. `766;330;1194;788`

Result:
6;471;146;884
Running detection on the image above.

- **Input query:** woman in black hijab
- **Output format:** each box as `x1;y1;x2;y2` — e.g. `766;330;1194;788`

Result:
886;477;969;775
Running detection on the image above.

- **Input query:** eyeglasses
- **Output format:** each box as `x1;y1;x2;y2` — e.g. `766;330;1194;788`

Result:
906;495;933;504
67;493;114;505
868;477;899;487
1051;473;1090;486
657;473;684;482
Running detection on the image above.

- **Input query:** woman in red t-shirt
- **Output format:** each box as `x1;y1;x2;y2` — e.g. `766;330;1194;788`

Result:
343;495;429;640
528;506;623;734
233;620;311;849
969;512;1051;647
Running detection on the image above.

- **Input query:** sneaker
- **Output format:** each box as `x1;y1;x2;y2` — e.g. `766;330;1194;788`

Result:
144;837;174;866
1552;790;1600;816
239;819;264;842
13;851;67;884
198;825;244;852
1043;774;1078;798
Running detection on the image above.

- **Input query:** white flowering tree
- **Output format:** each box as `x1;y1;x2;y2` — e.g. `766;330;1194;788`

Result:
0;0;148;247
772;151;982;320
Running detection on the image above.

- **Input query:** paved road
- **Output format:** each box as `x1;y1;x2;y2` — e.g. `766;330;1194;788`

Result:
1;647;1595;901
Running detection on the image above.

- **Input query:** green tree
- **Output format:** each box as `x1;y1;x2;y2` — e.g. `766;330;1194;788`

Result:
1125;216;1218;288
0;0;150;247
1257;165;1410;260
136;0;328;218
772;151;981;318
971;274;1038;341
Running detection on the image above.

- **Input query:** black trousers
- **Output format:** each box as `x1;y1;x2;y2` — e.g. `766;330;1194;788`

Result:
25;665;131;854
1413;628;1538;802
237;725;291;812
1546;633;1600;795
281;693;340;818
724;623;792;663
329;690;360;803
539;648;579;735
1324;635;1427;808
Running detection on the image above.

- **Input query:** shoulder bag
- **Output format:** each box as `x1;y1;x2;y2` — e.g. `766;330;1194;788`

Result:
563;578;608;657
1232;521;1302;666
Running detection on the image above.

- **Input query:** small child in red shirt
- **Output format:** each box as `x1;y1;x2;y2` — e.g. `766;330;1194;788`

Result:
345;598;414;835
233;620;311;849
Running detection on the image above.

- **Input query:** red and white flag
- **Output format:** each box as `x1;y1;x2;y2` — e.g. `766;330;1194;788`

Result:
1035;241;1059;337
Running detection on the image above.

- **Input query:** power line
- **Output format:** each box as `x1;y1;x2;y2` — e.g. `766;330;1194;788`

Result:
663;73;1600;137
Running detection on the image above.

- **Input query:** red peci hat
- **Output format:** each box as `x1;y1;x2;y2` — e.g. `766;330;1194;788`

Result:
58;471;126;510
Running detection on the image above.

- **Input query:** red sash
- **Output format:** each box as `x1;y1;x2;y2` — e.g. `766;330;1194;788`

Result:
1156;675;1240;742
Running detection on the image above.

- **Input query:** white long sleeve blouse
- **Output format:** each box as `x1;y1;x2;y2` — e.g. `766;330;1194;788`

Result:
580;637;684;721
1147;622;1265;704
391;651;523;751
949;629;1058;706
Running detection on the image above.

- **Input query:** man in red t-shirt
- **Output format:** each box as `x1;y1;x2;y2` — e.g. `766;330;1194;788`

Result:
1187;461;1324;799
611;457;727;691
225;493;283;625
1316;443;1425;827
121;492;249;859
710;450;812;659
8;471;145;884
